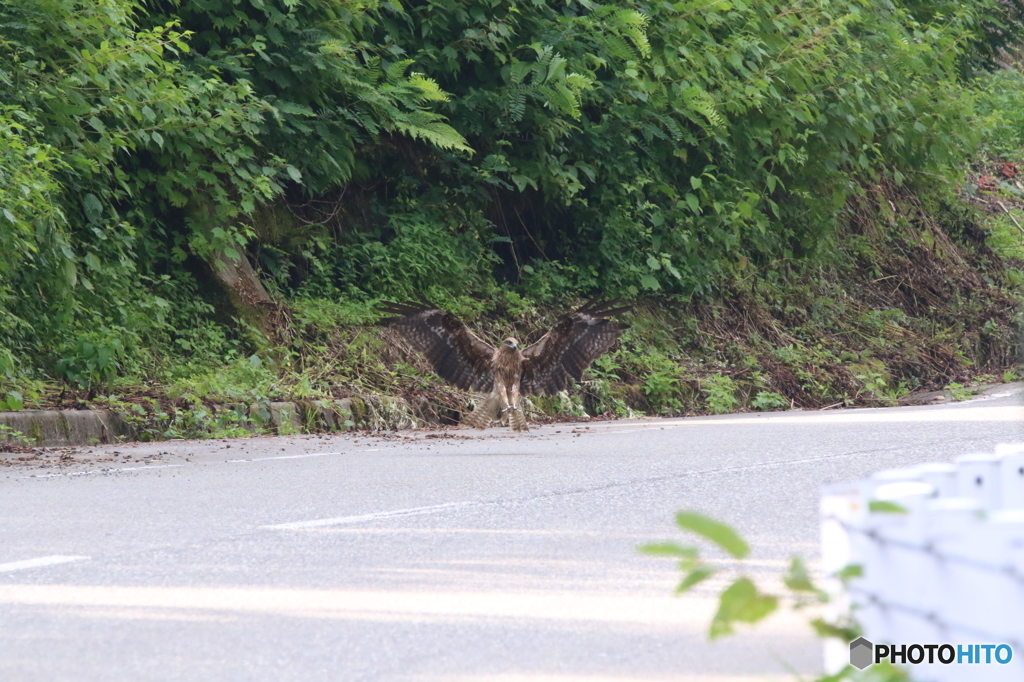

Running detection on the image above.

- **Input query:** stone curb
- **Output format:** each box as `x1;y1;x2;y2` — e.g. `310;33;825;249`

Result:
0;397;376;448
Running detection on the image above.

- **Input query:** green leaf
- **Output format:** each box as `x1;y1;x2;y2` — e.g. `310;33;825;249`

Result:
286;166;302;182
783;556;816;592
639;274;660;291
675;511;749;558
83;194;103;224
868;500;908;514
638;542;698;559
510;174;537;192
836;564;863;582
5;391;24;411
676;566;715;593
709;577;778;639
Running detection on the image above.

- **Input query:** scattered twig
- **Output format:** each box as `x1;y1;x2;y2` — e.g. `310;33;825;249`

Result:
996;201;1024;242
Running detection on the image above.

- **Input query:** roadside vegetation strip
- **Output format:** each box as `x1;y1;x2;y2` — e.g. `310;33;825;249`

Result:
0;0;1022;433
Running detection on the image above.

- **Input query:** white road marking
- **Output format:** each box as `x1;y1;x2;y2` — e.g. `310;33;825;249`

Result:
228;452;340;463
262;501;486;530
32;464;184;478
585;404;1023;434
0;556;89;573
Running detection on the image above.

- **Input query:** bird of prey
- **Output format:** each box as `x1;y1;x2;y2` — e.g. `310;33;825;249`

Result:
378;295;631;432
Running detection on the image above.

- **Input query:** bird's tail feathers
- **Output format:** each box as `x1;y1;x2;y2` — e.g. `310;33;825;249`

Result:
462;395;500;430
508;406;529;433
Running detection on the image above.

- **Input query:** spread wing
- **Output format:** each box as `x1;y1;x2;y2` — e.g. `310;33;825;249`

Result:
378;294;496;392
520;298;631;396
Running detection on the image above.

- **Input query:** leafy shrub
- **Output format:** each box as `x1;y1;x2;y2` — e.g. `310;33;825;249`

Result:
54;334;127;390
168;355;279;403
750;391;788;412
703;375;739;414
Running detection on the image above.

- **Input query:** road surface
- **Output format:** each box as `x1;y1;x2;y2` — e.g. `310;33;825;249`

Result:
2;385;1022;681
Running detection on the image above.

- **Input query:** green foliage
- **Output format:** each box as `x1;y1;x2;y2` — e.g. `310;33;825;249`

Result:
0;392;25;412
702;375;739;414
974;68;1024;159
0;424;30;446
750;391;787;412
0;0;286;386
944;382;977;402
868;500;909;515
642;358;682;415
673;510;750;559
0;0;1020;409
643;510;913;680
350;209;501;300
54;334;127;391
356;0;990;297
168;354;279;403
143;0;470;192
710;577;778;640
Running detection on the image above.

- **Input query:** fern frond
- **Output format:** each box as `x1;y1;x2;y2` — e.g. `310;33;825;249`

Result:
535;83;581;120
407;73;450;102
385;59;415;84
394;119;474;153
682;86;725;130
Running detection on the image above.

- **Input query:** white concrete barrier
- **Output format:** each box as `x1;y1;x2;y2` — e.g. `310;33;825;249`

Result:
822;444;1024;680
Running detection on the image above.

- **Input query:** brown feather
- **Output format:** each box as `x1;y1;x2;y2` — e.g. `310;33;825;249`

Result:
508;405;529;432
462;394;500;430
378;295;629;429
378;298;496;392
520;299;630;396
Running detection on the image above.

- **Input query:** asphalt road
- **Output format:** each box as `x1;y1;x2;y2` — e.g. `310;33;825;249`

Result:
2;385;1022;682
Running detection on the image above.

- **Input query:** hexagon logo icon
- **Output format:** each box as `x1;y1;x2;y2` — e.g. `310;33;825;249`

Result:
850;637;874;670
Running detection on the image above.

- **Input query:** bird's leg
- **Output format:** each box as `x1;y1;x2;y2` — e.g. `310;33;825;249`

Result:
496;384;513;425
508;384;528;432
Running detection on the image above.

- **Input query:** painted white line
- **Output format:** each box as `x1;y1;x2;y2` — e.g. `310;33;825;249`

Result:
0;555;89;573
32;464;184;478
228;452;340;463
262;501;485;530
114;464;185;472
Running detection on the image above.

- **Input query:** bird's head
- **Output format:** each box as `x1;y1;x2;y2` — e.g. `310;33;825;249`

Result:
503;337;519;349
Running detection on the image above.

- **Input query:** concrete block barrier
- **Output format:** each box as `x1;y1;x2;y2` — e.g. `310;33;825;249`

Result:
822;443;1024;679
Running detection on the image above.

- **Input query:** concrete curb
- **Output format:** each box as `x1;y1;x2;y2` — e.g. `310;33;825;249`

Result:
0;397;387;448
0;409;131;447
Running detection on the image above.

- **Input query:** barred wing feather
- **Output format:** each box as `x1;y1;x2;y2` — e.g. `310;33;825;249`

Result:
520;298;630;396
378;295;496;392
